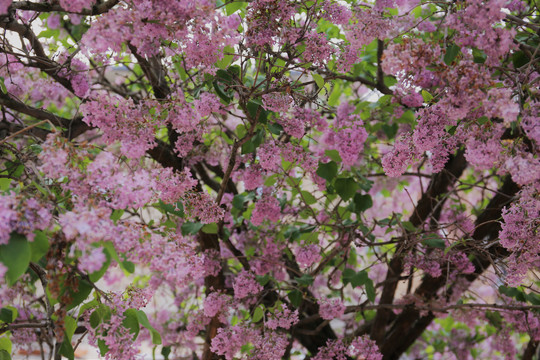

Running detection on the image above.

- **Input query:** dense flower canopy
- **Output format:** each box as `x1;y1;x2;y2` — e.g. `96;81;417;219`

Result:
0;0;538;359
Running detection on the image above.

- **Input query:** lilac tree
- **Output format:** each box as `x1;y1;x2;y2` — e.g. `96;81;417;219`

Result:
0;0;538;359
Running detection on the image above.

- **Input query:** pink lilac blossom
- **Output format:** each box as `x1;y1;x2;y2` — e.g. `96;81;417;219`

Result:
251;192;281;226
59;0;94;12
233;270;263;299
324;103;368;167
78;247;107;274
262;93;293;113
499;187;539;286
318;298;345;320
295;244;322;268
0;0;11;13
382;133;415;177
446;0;517;66
81;97;160;158
265;305;299;330
0;195;52;245
348;335;383;360
210;325;256;360
203;292;230;319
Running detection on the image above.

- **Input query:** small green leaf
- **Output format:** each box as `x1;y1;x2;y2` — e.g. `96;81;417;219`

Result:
300;191;317;205
59;339;74;360
0;233;31;286
66;278;93;310
288;290;303;307
0;178;11;191
122;309;140;340
202;223;219;234
252;306;264;323
421;90;433;103
316;161;338;182
422;235;446;249
225;1;245;15
334;177;358;201
351;194;372;213
401;221;416;232
312;73;324;88
120;260;135;274
232;194;246;209
216;45;235;69
30;231;49;262
136;310;162;345
324;149;342;163
295;274;314;286
64;315;77;342
181;222;204;235
0;77;7;94
0;337;12;354
365;279;376;302
0;308;15;323
97;339;109;356
0;349;11;360
162;346;171;360
443;44;460;66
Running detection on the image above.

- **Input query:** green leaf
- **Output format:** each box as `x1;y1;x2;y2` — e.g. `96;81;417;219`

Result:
328;83;341;106
30;231;49;262
365;279;376;302
252;306;264;323
401;221;416;232
59;339;74;360
202;223;218;234
312;73;324;88
443;44;460;66
0;77;6;94
122;309;140;340
0;350;10;360
287;290;303;307
343;269;370;288
0;178;11;191
120;260;135;274
422;235;446;249
256;274;271;286
421;90;433;103
110;209;124;222
324;149;342;163
268;122;283;135
136;310;162;345
216;45;235;69
97;339;109;356
0;337;12;354
0;233;31;286
316;161;338;182
64;315;77;342
0;308;15;323
232;194;246;209
161;346;171;360
66;278;93;310
294;274;314;286
300;191;317;205
181;222;204;235
351;194;372;213
225;1;245;15
157;200;184;217
334;178;358;201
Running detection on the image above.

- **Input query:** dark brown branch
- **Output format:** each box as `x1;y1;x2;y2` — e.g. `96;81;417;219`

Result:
379;176;519;360
371;150;467;345
8;0;119;15
0;19;75;93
